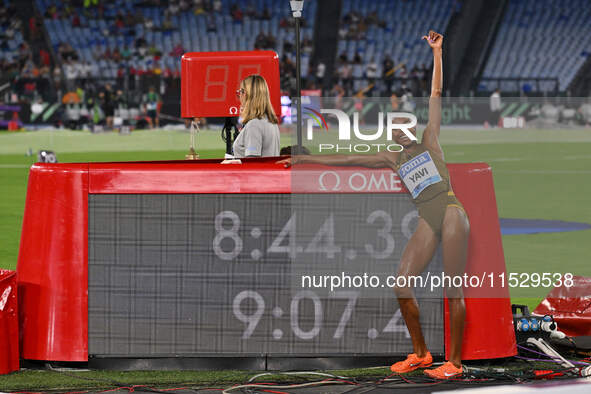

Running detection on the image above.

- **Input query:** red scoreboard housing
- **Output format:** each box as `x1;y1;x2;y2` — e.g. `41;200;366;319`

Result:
16;160;517;363
181;50;281;118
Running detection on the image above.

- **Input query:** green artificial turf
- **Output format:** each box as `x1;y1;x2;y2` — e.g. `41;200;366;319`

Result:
0;360;571;391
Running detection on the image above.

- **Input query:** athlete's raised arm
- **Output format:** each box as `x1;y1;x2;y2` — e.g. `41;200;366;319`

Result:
421;30;444;160
277;152;396;169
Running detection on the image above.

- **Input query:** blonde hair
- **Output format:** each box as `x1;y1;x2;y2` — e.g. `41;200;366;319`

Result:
240;74;278;124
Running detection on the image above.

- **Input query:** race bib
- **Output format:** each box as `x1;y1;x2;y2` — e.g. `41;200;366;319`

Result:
398;151;442;198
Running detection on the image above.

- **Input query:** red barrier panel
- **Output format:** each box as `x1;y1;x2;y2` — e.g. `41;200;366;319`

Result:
0;270;18;374
444;164;517;360
17;159;516;361
17;164;88;361
534;276;591;337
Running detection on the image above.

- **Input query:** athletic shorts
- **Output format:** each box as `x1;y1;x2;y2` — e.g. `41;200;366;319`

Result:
415;191;466;238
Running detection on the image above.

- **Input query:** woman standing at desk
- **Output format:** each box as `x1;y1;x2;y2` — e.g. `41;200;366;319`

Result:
233;74;280;158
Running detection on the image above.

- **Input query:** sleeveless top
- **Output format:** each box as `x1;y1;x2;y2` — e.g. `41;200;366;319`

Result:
395;144;451;203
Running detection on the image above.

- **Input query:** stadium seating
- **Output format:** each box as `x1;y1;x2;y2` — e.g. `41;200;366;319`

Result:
481;0;591;92
337;0;455;79
0;1;25;64
35;0;316;79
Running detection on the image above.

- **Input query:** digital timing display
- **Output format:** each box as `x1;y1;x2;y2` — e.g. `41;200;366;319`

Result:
181;51;281;118
88;194;444;357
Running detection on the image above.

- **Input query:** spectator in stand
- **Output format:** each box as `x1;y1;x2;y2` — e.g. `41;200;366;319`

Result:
203;0;213;13
53;66;63;92
163;14;174;31
144;17;154;31
261;6;271;20
365;11;379;26
353;53;362;64
72;14;81;27
410;65;420;95
121;45;131;60
63;2;74;18
421;63;430;91
206;13;217;32
148;43;160;57
213;0;222;13
114;11;125;30
399;64;408;84
21;58;39;78
87;61;97;78
338;51;348;64
44;3;59;19
400;88;415;112
28;16;38;40
255;32;275;50
134;9;145;25
179;0;190;12
113;47;123;62
356;19;367;40
103;47;113;60
315;61;326;87
382;54;394;94
193;2;206;15
135;36;147;50
417;64;426;92
39;49;51;67
77;60;89;85
338;61;352;95
125;11;135;27
168;1;180;16
59;42;77;62
19;42;32;63
64;59;80;90
170;43;185;58
302;35;313;55
231;3;243;23
245;1;256;18
330;84;345;109
138;43;148;57
279;17;292;29
365;57;378;94
283;39;294;53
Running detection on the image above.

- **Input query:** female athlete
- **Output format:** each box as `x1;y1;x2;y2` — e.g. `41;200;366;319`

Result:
278;31;469;379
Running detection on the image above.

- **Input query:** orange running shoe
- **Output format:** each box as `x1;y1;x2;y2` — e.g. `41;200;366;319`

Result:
424;361;463;379
390;352;433;373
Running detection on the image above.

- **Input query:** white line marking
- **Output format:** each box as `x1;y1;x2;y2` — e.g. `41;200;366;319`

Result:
487;158;527;162
496;170;591;174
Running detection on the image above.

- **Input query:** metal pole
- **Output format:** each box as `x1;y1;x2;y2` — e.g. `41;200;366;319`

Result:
295;16;302;148
290;1;304;148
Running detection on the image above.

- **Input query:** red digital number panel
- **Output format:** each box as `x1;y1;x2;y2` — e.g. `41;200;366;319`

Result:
181;51;280;118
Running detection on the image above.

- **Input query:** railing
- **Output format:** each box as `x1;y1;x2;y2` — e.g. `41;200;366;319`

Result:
473;77;560;96
327;76;431;97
